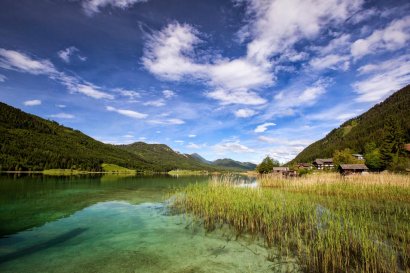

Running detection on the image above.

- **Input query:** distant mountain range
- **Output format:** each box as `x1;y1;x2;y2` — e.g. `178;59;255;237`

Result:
190;153;256;170
0;102;255;172
290;84;410;164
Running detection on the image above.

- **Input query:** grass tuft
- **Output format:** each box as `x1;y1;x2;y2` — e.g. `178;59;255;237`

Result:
172;173;410;273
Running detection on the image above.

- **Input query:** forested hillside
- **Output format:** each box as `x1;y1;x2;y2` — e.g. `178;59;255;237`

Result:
211;158;257;170
117;142;216;171
0;102;254;172
290;85;410;168
0;102;155;171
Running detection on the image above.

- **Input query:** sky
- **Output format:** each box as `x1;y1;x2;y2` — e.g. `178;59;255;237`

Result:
0;0;409;163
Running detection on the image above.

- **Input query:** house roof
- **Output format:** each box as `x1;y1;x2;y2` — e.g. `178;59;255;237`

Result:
314;158;333;164
404;144;410;152
339;164;369;170
272;167;289;171
352;154;363;157
297;163;312;167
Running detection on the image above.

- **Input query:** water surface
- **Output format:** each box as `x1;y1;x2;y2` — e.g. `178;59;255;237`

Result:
0;174;293;272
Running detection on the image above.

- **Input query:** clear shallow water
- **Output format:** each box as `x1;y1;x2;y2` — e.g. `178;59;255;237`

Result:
0;174;294;272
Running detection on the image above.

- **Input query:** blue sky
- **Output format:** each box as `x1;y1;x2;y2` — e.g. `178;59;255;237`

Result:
0;0;409;163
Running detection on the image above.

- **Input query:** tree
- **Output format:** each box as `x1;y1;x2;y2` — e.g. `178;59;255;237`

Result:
380;118;405;170
256;156;279;174
364;142;382;171
333;148;362;168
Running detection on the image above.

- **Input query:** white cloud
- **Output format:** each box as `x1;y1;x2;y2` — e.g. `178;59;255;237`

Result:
49;113;75;119
114;88;141;100
186;143;201;149
351;16;410;59
213;139;254;154
56;104;66;108
258;136;312;146
0;48;57;75
149;118;185;125
353;55;410;102
188;134;196;138
142;0;361;106
82;0;148;16
71;83;114;100
307;103;363;122
241;0;362;63
106;106;147;119
234;108;257;118
207;88;266;105
162;89;175;98
23;99;42;106
309;54;350;71
0;48;114;100
58;46;80;63
123;134;134;138
142;23;269;105
254;122;276;133
261;78;331;120
142;23;204;80
174;140;184;144
143;99;165;107
0;74;6;82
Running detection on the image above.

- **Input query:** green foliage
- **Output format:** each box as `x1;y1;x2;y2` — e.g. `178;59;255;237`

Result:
211;158;256;170
379;117;406;171
256;156;279;174
364;142;383;171
290;85;410;171
0;102;253;173
332;148;362;168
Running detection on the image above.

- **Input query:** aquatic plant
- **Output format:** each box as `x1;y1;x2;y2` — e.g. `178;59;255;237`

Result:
172;173;410;273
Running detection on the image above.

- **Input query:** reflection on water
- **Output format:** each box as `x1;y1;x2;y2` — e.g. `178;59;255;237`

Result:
0;174;294;273
0;174;210;236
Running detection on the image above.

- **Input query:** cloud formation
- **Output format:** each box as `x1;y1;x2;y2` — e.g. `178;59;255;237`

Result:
254;122;276;133
106;106;147;119
353;55;410;102
234;108;257;118
0;48;114;100
82;0;147;16
23;99;42;106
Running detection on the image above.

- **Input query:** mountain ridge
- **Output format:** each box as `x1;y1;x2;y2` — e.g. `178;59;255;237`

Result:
289;84;410;164
0;102;253;172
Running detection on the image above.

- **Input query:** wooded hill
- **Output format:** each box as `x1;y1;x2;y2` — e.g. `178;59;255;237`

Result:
0;102;253;172
290;85;410;167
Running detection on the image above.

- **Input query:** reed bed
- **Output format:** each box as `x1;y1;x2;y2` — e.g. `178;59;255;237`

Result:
172;173;410;273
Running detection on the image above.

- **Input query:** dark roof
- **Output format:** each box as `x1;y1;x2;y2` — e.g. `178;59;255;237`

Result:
272;167;289;171
297;163;312;167
314;158;333;164
339;164;369;170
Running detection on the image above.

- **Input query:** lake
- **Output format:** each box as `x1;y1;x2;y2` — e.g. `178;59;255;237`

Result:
0;174;284;273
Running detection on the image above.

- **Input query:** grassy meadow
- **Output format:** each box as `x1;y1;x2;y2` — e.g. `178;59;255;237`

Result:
171;173;410;273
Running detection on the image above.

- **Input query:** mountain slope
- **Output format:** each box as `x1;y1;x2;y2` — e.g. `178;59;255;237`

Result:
190;153;211;164
0;102;155;171
290;85;410;163
117;142;216;171
0;101;258;172
211;158;257;170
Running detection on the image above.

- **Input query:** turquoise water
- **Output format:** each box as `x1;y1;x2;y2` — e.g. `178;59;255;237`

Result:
0;174;296;272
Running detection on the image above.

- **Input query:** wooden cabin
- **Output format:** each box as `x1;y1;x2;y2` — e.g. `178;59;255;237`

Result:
272;167;297;177
352;154;364;160
272;167;289;174
338;164;369;175
313;158;334;170
297;163;313;170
